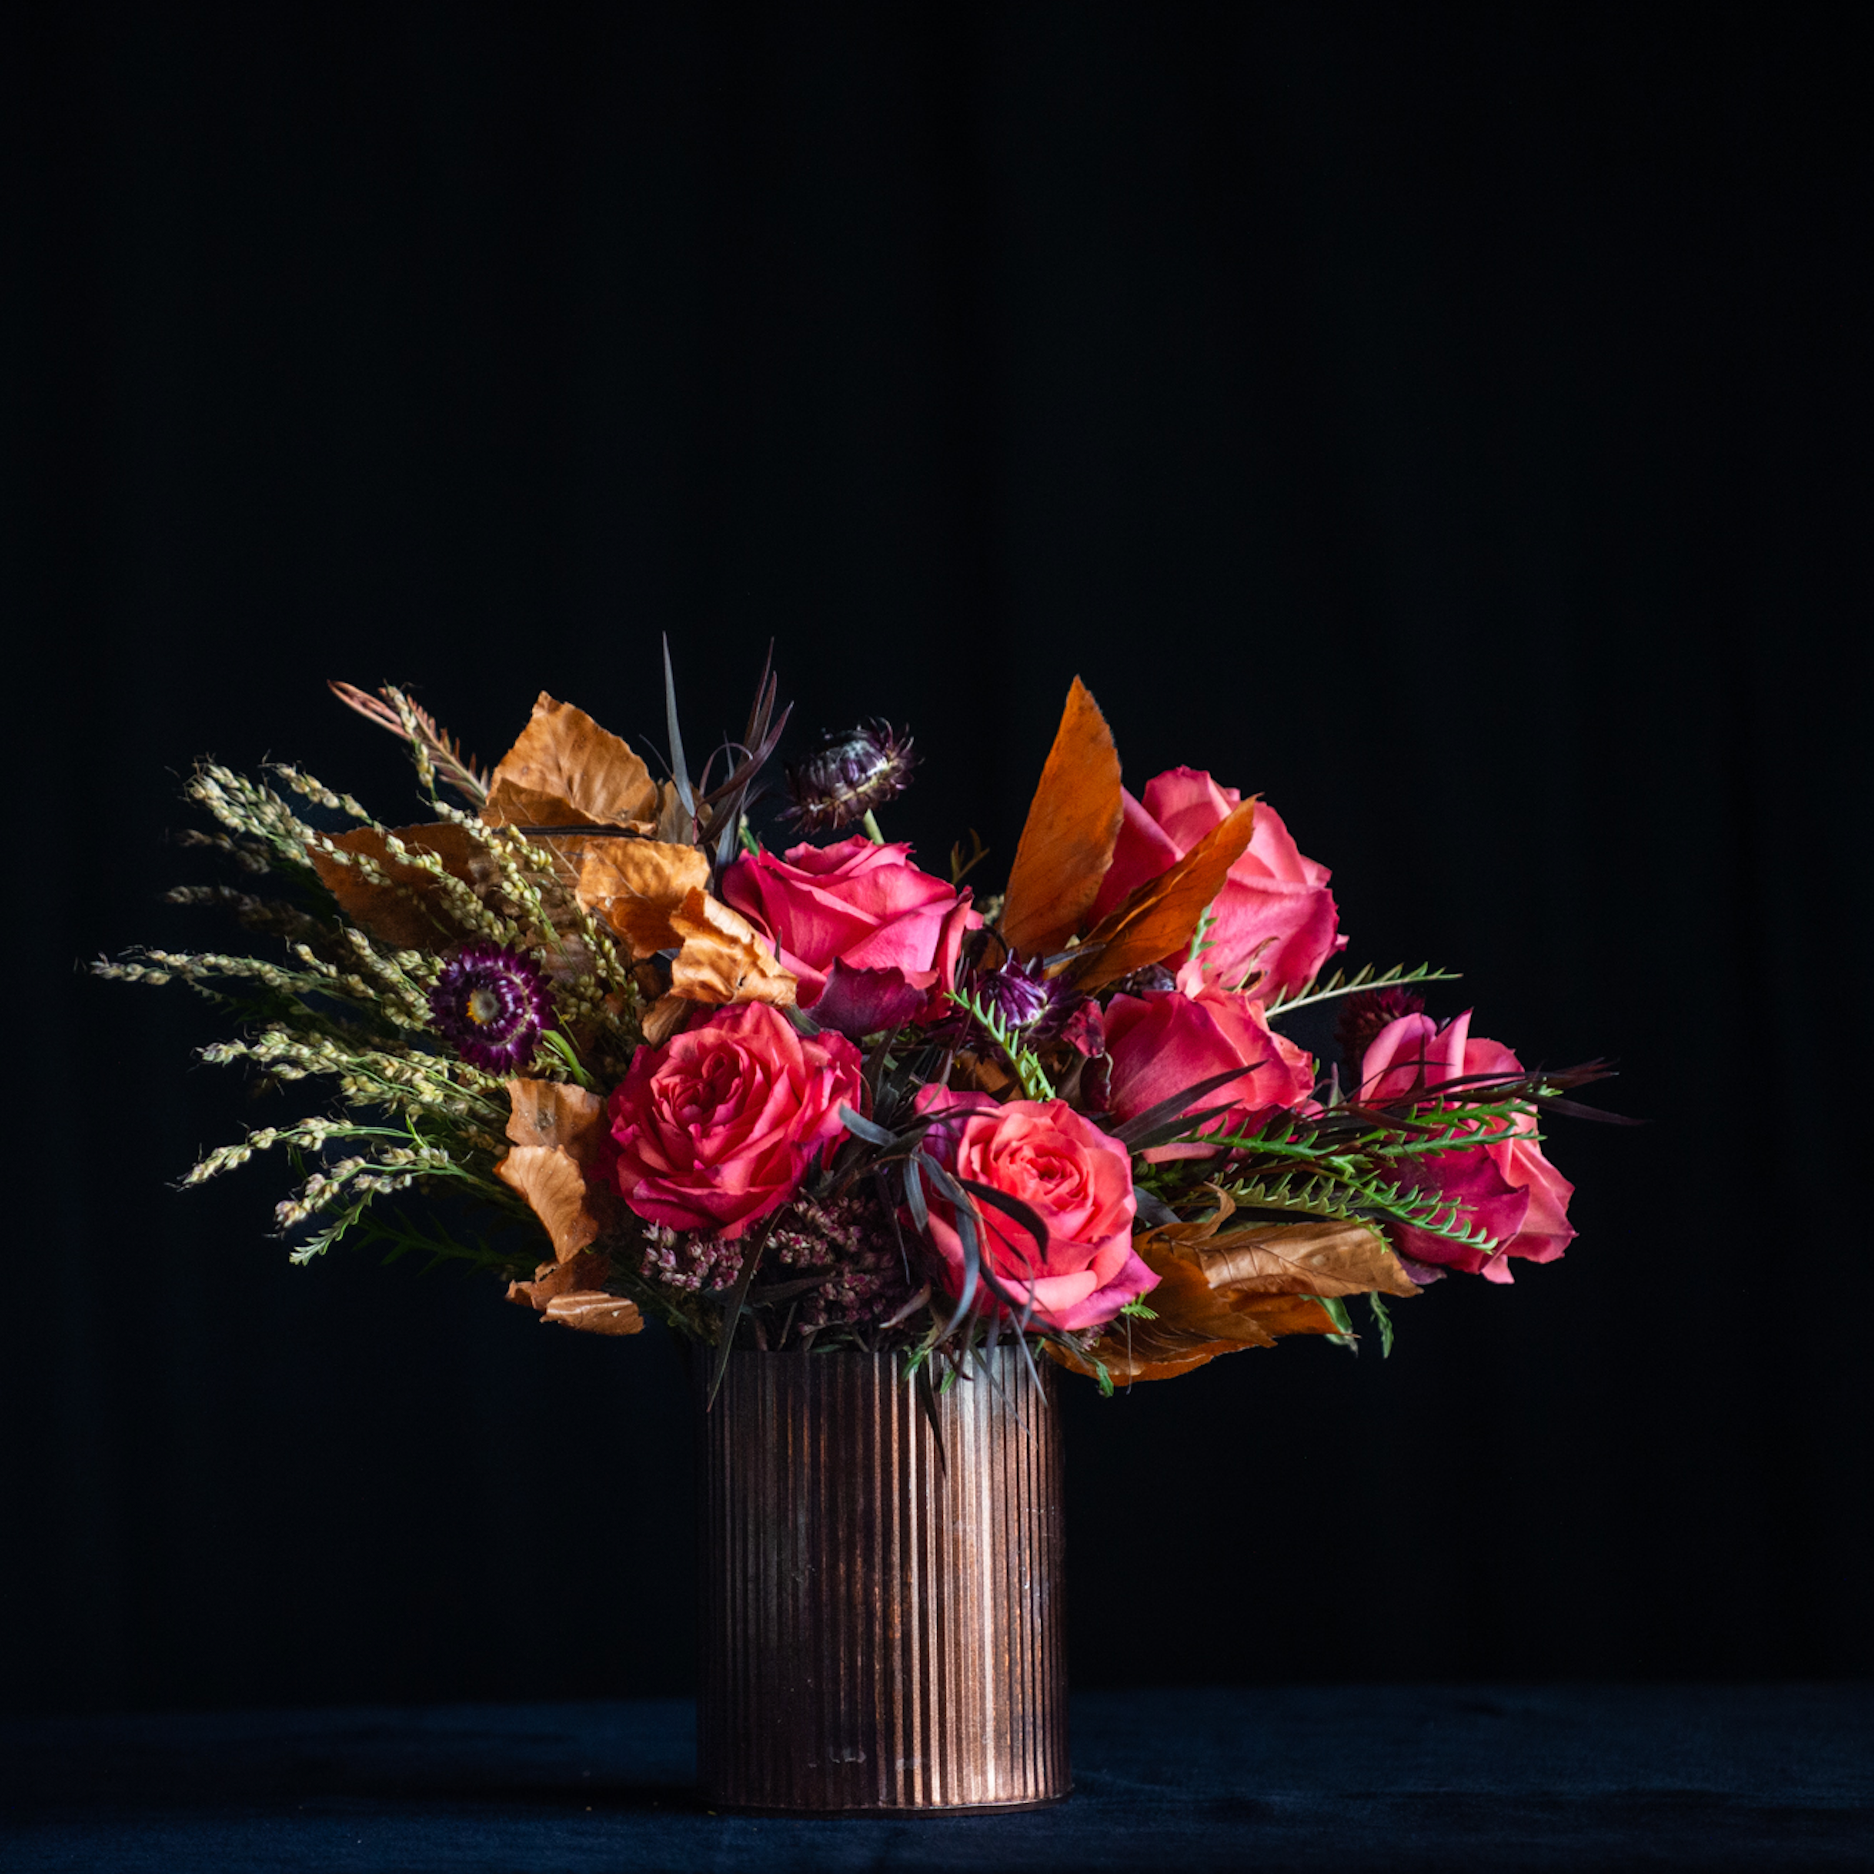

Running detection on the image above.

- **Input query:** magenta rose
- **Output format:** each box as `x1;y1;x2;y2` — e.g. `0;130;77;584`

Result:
1104;979;1317;1160
910;1086;1153;1333
1088;767;1346;999
1357;1009;1576;1282
721;837;981;1036
607;1002;864;1239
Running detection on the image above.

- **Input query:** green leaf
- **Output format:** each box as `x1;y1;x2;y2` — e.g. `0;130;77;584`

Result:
1368;1292;1395;1358
538;1027;598;1091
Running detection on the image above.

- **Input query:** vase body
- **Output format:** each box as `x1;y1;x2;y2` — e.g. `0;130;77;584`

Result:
697;1347;1069;1813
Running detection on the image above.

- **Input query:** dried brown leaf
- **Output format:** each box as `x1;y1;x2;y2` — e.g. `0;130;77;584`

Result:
308;822;491;949
495;1144;614;1263
482;693;660;832
641;993;694;1046
1060;1193;1416;1384
507;1248;610;1310
575;839;711;956
666;889;797;1008
502;1079;611;1164
999;678;1124;961
1140;1202;1419;1302
542;1291;644;1335
1071;797;1259;990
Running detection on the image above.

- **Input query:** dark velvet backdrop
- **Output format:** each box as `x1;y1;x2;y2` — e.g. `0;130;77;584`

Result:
5;5;1870;1715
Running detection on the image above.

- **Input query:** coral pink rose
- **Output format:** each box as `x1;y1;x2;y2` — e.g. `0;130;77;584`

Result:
912;1086;1153;1333
722;838;981;1037
607;1002;864;1239
1088;768;1345;999
1104;978;1317;1160
1357;1010;1576;1283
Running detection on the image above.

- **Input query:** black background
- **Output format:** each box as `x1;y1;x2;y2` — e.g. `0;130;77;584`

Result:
6;5;1870;1716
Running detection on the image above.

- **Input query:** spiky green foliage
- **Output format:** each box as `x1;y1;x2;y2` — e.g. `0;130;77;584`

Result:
1263;959;1461;1019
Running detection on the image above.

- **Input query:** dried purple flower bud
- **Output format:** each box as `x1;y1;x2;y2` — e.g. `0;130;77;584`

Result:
784;720;917;835
428;942;554;1073
1335;985;1427;1076
978;956;1057;1031
936;953;1087;1051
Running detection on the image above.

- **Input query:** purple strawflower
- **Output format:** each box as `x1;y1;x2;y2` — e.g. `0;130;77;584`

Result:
784;721;917;834
428;942;554;1073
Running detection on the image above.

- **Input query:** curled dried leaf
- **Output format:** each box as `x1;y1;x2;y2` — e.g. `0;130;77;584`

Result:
1071;797;1259;991
542;1290;644;1336
507;1248;611;1310
999;678;1124;962
1140;1192;1419;1302
308;822;490;949
502;1078;611;1162
496;1150;616;1264
482;693;661;833
640;993;694;1047
1061;1190;1416;1384
666;889;797;1008
576;839;711;956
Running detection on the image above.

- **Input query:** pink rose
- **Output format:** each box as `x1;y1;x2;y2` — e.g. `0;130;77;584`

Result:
721;838;981;1036
1103;978;1317;1160
1088;767;1345;999
911;1087;1153;1333
607;1002;864;1239
1357;1010;1576;1282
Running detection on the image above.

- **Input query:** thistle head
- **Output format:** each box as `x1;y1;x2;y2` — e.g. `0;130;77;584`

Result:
784;720;916;834
428;943;554;1073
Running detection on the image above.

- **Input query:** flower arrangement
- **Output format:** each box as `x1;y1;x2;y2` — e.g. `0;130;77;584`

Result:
97;655;1618;1398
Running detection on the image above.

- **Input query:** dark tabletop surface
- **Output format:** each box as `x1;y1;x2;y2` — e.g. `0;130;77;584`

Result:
4;1685;1871;1871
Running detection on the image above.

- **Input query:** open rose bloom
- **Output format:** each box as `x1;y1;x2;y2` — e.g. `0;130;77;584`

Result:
913;1088;1153;1331
112;663;1613;1384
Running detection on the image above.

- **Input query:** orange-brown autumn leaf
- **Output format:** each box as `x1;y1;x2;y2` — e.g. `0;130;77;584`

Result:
309;822;491;950
496;1146;612;1262
502;1078;611;1162
575;839;711;956
1058;1190;1416;1384
507;1247;611;1310
481;693;661;832
666;889;797;1007
1052;1255;1342;1385
1070;797;1258;990
1140;1201;1419;1303
640;993;694;1047
542;1291;644;1336
999;678;1124;962
496;1080;618;1262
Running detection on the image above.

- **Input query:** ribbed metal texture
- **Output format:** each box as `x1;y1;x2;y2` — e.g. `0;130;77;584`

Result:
698;1347;1069;1814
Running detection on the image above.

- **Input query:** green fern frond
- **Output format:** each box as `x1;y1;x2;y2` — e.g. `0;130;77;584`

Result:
1263;960;1462;1019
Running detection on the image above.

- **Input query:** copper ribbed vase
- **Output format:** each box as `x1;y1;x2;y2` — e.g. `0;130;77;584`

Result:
697;1347;1070;1814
